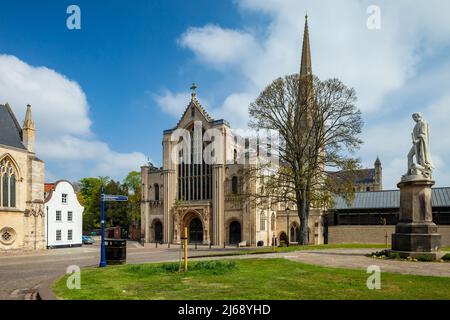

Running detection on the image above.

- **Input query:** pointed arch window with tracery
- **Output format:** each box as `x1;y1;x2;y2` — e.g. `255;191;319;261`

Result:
177;124;212;201
0;157;18;208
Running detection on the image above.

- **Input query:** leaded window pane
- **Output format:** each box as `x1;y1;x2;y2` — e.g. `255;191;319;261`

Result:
2;174;8;207
9;174;15;207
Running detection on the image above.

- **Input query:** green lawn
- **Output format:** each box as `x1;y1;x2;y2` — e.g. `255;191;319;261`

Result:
53;258;450;300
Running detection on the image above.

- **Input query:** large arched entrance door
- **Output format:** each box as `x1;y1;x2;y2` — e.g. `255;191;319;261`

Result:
279;232;287;244
229;221;241;244
154;221;163;242
189;218;203;243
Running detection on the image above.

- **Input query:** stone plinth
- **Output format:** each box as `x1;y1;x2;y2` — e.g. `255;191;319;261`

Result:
391;178;442;259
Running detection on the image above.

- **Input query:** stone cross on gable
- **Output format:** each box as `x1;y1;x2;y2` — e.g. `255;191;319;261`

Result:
190;83;197;98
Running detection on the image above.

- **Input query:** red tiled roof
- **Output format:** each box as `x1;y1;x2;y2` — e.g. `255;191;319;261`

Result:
44;183;55;194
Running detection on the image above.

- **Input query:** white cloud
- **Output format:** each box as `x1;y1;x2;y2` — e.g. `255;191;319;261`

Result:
178;24;260;69
155;0;450;189
0;54;146;181
153;90;191;117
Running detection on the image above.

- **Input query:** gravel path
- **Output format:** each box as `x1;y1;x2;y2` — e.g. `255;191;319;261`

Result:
277;248;450;277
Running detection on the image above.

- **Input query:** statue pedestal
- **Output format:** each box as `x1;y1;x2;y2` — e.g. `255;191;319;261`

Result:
391;178;442;259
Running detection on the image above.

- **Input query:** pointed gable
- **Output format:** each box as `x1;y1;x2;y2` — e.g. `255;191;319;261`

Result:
176;96;213;129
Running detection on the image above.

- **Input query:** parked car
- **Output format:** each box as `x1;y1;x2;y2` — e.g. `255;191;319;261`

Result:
82;235;95;245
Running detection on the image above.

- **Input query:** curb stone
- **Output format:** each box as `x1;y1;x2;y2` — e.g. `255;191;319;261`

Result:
37;277;59;300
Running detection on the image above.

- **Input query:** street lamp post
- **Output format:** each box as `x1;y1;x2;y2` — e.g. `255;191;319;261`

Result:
286;207;290;247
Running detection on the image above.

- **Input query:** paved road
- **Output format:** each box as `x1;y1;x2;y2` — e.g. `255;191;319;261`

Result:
0;242;242;300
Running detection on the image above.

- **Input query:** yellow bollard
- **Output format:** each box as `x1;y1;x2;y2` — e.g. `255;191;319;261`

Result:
184;227;188;272
385;230;388;248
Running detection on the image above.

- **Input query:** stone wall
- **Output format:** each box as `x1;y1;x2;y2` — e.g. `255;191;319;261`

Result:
328;225;450;246
1;146;45;252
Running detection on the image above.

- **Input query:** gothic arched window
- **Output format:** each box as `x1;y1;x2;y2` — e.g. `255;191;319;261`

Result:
260;212;266;231
154;183;160;201
0;158;18;208
231;176;238;194
271;213;275;231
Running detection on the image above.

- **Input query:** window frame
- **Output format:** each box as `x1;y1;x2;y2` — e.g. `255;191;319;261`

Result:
260;212;266;231
62;193;68;204
56;210;62;222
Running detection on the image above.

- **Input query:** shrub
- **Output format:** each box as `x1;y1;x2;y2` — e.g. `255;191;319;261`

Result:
416;255;434;262
389;252;400;259
124;260;237;275
441;253;450;261
371;250;389;258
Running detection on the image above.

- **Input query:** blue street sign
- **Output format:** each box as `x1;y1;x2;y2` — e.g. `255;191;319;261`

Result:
102;194;129;202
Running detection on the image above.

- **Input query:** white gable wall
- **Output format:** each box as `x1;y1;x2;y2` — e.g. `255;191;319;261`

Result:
45;181;84;248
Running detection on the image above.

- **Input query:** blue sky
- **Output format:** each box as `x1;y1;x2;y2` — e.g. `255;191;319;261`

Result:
1;0;450;189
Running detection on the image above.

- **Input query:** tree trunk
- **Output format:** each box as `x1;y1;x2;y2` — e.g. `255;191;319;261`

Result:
297;188;309;245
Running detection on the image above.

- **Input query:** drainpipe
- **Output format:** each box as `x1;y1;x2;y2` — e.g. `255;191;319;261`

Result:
46;206;48;248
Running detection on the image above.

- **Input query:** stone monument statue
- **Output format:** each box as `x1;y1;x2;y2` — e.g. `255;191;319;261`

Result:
404;112;434;180
392;113;441;259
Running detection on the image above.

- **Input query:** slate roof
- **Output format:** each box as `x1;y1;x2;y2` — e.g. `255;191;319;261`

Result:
328;168;376;184
0;103;26;150
332;187;450;210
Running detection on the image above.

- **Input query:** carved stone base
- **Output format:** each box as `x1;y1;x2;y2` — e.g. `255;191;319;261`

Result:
392;231;441;252
391;177;442;260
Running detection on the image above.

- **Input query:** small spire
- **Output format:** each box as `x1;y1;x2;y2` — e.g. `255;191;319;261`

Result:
375;156;381;166
190;83;197;99
23;104;35;129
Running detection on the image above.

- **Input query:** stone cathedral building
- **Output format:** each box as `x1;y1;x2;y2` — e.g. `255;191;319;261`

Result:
141;16;326;246
0;103;45;252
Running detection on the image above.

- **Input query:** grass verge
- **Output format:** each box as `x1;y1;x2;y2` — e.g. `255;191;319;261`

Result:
53;258;450;300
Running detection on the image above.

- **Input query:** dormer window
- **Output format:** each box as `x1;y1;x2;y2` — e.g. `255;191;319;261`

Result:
62;193;68;204
191;107;195;117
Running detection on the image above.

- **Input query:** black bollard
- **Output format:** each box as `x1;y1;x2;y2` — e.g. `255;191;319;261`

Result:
168;242;170;248
156;241;158;248
209;242;212;249
223;241;226;248
195;243;197;250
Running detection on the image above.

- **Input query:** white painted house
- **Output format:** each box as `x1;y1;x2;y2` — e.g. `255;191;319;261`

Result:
44;180;84;248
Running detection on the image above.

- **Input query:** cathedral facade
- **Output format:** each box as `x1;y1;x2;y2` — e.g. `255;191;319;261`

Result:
0;104;45;252
141;17;325;246
140;91;325;246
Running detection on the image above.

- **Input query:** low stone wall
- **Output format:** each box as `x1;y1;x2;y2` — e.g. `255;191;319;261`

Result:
328;226;450;247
